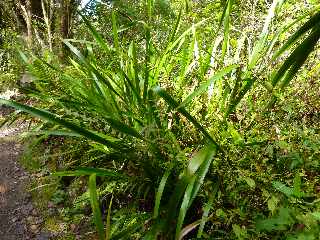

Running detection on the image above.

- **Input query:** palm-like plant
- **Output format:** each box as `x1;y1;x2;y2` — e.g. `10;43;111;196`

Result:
1;0;320;239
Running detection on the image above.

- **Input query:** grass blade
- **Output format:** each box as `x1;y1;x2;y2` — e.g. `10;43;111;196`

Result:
271;14;320;87
147;0;154;20
154;87;221;150
63;40;122;99
180;64;238;108
197;182;219;237
268;24;320;108
164;145;216;236
188;146;216;207
0;99;125;150
175;176;196;239
272;11;320;60
112;11;120;56
52;167;127;179
153;19;207;84
144;25;151;101
106;195;113;240
128;41;140;95
110;221;146;240
21;130;82;137
278;26;320;88
221;0;234;61
89;174;105;240
267;18;320;109
248;0;282;70
104;116;144;140
153;167;172;218
79;12;113;53
168;8;182;44
225;77;255;117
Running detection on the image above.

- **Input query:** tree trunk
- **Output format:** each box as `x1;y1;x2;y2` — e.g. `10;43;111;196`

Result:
17;0;33;47
59;0;79;59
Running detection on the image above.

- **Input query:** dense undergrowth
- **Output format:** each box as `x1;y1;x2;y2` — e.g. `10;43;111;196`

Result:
1;0;320;239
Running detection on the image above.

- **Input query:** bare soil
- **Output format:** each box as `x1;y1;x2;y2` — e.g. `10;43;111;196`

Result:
0;107;51;240
0;140;33;239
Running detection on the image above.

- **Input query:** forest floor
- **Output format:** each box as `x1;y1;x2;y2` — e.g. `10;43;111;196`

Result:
0;106;52;240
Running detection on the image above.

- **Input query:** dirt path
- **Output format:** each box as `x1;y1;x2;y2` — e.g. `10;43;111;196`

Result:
0;107;51;240
0;140;33;239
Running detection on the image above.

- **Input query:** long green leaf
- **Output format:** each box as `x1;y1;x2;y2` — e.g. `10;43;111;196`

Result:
272;11;320;60
0;99;125;150
106;195;113;240
104;116;144;140
175;176;196;239
89;174;105;240
52;167;127;179
188;146;216;206
144;24;151;101
128;41;141;97
63;40;122;99
153;167;172;218
279;25;320;88
21;130;82;137
271;16;320;87
180;64;238;108
79;12;113;53
225;77;255;117
164;145;216;235
248;0;283;70
112;11;120;55
221;0;234;61
197;184;218;238
110;221;145;240
168;8;182;44
154;87;221;150
147;0;154;20
268;24;320;108
153;19;207;84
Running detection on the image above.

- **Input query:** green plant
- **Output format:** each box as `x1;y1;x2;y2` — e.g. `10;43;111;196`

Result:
1;1;320;239
255;174;320;239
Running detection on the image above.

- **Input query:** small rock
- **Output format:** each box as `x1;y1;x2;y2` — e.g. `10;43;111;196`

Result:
22;202;33;215
47;208;57;216
26;216;34;223
70;223;77;231
35;172;43;178
36;231;52;240
47;201;54;208
30;224;39;233
15;223;25;235
23;193;32;202
32;209;38;216
34;217;44;225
